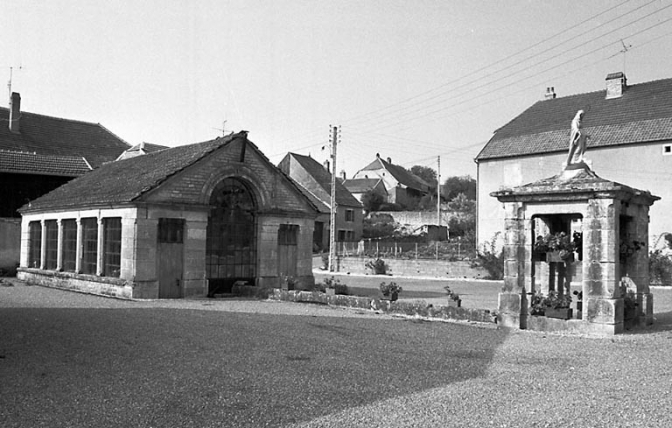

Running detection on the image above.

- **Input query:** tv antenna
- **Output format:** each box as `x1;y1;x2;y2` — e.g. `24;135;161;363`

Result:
213;119;228;136
619;39;632;73
7;65;23;97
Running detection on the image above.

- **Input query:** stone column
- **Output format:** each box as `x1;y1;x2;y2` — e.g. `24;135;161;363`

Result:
584;198;623;334
39;219;47;270
56;219;63;271
498;201;527;329
75;218;83;273
96;218;105;276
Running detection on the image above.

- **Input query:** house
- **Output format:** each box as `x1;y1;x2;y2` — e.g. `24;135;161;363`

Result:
17;132;318;299
342;177;388;207
475;72;672;246
352;154;429;208
0;92;130;273
278;152;362;250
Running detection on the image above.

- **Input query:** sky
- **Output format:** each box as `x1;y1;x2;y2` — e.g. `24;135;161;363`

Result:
2;0;672;182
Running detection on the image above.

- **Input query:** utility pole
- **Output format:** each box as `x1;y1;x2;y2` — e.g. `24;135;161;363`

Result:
437;155;441;231
328;125;339;272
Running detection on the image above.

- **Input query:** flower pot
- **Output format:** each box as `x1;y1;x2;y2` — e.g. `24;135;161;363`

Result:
545;307;572;320
447;299;461;308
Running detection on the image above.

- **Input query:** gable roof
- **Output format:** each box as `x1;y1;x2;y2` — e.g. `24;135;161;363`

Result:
21;135;235;212
359;156;429;192
0;149;91;176
283;153;362;208
343;177;386;194
0;106;130;170
476;76;672;161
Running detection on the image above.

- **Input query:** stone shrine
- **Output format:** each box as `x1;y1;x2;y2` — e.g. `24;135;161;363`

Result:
492;166;659;335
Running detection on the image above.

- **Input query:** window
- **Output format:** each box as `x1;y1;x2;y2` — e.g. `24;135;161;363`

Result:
345;209;355;222
158;218;184;243
664;144;672;155
80;218;98;275
44;220;58;270
337;230;346;242
346;231;355;241
278;224;299;245
61;219;77;272
28;221;42;268
103;218;122;277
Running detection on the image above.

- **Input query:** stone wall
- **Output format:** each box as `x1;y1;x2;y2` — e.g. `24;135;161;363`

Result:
333;257;488;279
0;218;20;273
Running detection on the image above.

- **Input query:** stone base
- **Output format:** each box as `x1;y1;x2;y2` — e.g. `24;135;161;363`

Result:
527;316;624;335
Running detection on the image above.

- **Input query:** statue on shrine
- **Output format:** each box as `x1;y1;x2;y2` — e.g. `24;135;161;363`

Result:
566;109;588;166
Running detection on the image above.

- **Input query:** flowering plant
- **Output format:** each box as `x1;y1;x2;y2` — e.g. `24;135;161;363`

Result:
534;232;577;261
379;281;402;296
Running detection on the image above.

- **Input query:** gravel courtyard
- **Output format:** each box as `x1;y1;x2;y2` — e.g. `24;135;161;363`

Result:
2;279;672;427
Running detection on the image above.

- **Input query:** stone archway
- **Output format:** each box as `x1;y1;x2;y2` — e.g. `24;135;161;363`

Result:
206;177;257;295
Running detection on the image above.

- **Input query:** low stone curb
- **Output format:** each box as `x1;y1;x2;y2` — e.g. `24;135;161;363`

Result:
269;289;497;324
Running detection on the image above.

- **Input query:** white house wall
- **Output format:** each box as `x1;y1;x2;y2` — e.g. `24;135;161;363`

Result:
477;140;672;247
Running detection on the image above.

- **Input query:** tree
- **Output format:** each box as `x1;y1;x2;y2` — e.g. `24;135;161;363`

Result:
410;165;437;189
361;190;385;213
363;213;397;239
442;175;476;201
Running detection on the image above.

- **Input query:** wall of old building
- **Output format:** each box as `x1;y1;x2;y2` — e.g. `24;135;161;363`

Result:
477;140;672;248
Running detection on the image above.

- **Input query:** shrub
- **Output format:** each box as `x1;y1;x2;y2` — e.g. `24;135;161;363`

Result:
650;249;672;286
379;281;402;296
365;258;388;275
472;233;504;280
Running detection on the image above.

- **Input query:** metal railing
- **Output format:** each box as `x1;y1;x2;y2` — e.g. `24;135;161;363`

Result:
333;239;476;260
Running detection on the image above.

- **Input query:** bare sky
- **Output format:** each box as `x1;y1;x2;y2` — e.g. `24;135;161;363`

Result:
2;0;671;180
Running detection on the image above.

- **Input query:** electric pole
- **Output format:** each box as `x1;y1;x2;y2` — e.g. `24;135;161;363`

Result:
328;125;339;272
437;156;441;230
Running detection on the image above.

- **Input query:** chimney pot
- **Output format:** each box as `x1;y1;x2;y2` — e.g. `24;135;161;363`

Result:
544;86;556;100
387;157;392;164
9;92;21;133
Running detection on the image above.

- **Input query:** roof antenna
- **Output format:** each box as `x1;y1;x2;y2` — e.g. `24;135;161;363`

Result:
7;65;23;99
619;39;632;74
212;119;228;137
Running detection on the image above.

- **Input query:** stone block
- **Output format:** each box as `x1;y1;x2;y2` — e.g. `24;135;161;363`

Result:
498;292;521;314
586;297;622;324
585;261;619;283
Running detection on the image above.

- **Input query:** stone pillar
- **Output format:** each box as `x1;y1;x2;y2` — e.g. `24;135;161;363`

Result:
56;219;63;271
498;201;527;329
39;219;47;270
584;198;623;334
75;218;83;273
96;218;105;276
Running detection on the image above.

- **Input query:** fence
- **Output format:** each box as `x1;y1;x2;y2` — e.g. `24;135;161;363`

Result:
334;239;476;261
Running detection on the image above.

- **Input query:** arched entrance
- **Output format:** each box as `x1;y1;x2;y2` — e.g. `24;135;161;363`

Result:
206;178;257;295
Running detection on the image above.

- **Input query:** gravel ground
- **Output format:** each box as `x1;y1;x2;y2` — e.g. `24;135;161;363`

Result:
2;278;672;427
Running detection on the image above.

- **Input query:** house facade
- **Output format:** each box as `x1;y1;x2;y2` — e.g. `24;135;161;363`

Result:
476;73;672;247
342;177;388;207
278;153;362;250
0;92;130;273
352;154;429;208
17;132;318;299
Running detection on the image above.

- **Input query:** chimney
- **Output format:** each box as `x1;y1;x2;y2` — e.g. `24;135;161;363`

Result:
605;72;627;99
9;92;21;133
341;170;346;181
544;87;556;100
323;159;330;172
387;157;392;164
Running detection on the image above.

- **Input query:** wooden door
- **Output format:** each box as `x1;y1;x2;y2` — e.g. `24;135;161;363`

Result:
278;224;298;281
158;219;184;299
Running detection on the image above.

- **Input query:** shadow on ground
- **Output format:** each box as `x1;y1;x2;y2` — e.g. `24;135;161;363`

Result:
0;304;508;428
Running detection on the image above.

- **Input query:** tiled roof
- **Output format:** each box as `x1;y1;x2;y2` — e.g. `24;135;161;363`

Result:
359;156;429;192
285;153;362;208
21;135;235;212
476;76;672;160
0;150;91;176
343;177;384;194
290;181;330;214
0;107;130;169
